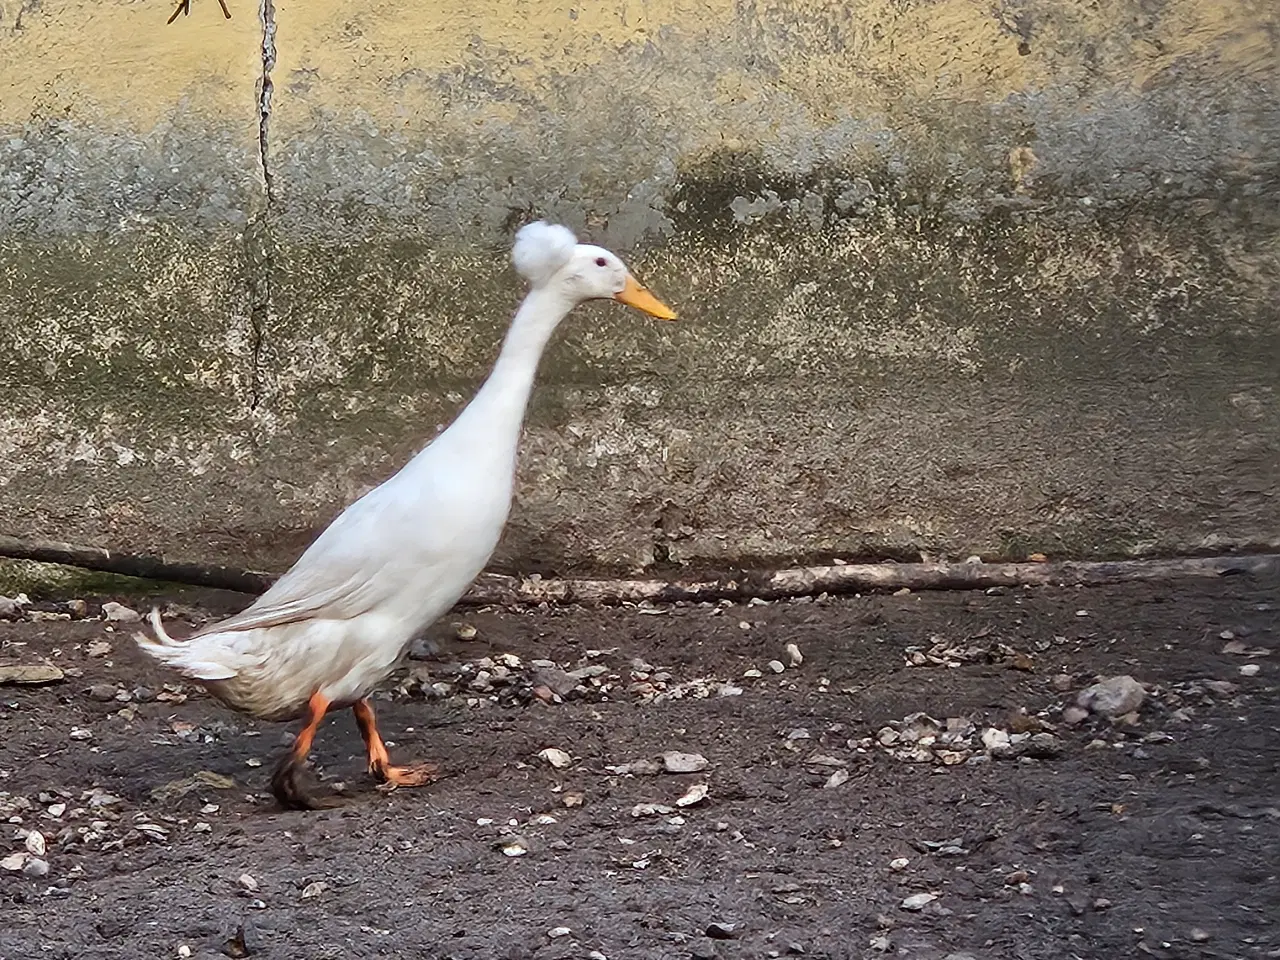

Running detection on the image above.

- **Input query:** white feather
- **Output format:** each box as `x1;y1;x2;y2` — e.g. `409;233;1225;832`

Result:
512;220;577;287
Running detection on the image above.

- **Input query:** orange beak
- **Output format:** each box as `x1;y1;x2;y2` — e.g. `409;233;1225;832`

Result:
613;274;678;320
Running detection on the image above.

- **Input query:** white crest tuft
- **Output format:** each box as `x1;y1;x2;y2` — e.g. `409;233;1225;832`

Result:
512;221;578;287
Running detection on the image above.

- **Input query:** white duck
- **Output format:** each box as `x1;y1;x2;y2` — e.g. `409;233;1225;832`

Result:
135;221;677;809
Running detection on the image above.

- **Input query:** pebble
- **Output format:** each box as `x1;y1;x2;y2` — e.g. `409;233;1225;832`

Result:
23;857;50;878
767;660;786;674
547;927;572;939
101;602;141;623
675;783;709;807
705;922;737;939
631;803;675;818
1062;705;1089;725
900;892;938;911
238;873;259;892
889;857;910;871
1190;928;1210;942
24;830;46;856
1076;675;1145;718
1239;664;1260;677
662;751;709;774
981;728;1012;758
69;727;93;741
0;662;65;685
531;665;578;698
87;683;119;702
607;758;663;776
300;881;327;899
784;643;803;667
823;769;849;789
537;748;573;769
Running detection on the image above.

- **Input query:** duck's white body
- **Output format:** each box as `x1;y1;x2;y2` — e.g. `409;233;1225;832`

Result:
135;222;677;729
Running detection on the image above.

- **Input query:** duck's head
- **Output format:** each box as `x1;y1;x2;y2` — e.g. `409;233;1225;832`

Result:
512;221;678;321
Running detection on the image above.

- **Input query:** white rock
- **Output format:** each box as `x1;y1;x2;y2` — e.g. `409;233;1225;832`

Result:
547;927;572;939
24;831;45;856
1240;664;1260;677
300;881;327;899
661;751;709;774
823;769;850;789
675;783;709;807
900;892;938;911
22;857;49;878
537;748;573;769
500;841;528;858
981;727;1013;757
784;643;804;667
238;873;259;892
1076;675;1145;717
631;803;675;818
889;857;910;871
101;602;141;623
767;660;786;674
1;852;27;871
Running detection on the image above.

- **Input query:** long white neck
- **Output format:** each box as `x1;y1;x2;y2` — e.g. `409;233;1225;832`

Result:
435;286;575;467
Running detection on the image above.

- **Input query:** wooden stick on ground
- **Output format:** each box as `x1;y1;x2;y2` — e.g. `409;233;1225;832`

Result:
1;534;1276;606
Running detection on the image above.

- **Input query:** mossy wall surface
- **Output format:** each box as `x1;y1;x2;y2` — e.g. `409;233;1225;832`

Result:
1;0;1277;574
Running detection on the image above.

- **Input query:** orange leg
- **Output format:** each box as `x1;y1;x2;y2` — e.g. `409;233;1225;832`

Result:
270;692;339;810
353;699;441;788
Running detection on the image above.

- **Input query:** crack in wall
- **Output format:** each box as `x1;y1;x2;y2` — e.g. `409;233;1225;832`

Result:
246;0;277;417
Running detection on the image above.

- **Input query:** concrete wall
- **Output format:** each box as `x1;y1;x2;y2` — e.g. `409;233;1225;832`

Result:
1;0;1277;576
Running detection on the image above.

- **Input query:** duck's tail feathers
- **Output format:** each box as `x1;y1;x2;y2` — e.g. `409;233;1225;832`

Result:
133;607;240;682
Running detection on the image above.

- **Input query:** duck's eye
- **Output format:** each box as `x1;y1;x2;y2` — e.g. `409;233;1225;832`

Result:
594;257;607;267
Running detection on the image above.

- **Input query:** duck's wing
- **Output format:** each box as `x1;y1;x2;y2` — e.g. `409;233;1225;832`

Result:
192;489;418;637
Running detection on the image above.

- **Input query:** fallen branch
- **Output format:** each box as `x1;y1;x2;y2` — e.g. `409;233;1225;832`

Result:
0;535;272;595
1;534;1276;606
467;554;1280;605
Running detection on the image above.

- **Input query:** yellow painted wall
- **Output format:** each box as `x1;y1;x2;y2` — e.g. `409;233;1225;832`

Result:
0;0;1277;579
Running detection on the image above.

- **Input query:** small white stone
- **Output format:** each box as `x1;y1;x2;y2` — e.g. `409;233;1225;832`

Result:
784;643;804;667
102;602;141;623
1240;664;1260;677
662;751;709;774
547;927;572;939
767;660;786;674
900;892;938;911
538;748;573;769
675;783;709;807
889;857;910;871
22;857;49;878
823;769;850;789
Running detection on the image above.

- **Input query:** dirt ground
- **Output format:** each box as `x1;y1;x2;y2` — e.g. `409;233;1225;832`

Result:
1;572;1277;960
